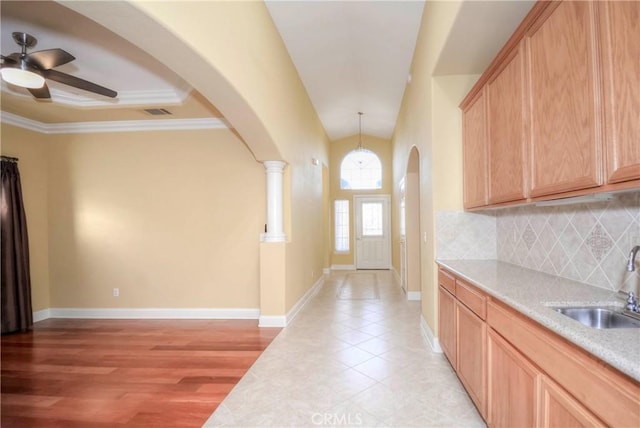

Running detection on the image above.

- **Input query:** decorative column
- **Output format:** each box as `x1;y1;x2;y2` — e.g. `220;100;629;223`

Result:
260;160;287;327
263;161;286;242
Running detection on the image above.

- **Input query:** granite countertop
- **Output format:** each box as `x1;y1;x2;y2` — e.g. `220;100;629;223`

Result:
436;259;640;382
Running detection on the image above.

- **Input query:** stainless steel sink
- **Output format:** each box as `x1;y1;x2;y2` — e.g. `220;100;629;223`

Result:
553;307;640;329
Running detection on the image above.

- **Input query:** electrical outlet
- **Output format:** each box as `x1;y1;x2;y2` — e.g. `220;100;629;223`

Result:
113;288;119;297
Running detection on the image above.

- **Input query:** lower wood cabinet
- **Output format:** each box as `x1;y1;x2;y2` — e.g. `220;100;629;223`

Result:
539;376;605;428
437;266;640;428
438;268;487;419
457;302;487;419
488;329;540;427
438;285;457;367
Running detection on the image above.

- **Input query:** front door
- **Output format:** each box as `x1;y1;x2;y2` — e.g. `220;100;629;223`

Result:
354;195;391;269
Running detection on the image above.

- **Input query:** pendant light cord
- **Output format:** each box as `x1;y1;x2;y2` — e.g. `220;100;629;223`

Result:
357;112;364;151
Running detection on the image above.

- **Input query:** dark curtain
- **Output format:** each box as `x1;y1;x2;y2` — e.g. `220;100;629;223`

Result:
1;157;33;334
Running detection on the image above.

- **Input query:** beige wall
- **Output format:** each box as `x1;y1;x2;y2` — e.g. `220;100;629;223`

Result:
48;129;265;309
329;135;393;267
392;1;479;334
125;0;331;315
2;125;266;310
1;124;50;312
432;75;480;212
63;0;331;317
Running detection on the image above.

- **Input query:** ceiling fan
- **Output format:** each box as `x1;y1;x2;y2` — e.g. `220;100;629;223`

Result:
0;32;117;99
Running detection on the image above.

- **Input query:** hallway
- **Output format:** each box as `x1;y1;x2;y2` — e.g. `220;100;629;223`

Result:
206;271;484;427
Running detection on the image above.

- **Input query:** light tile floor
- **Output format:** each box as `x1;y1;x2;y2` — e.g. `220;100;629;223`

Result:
205;270;485;427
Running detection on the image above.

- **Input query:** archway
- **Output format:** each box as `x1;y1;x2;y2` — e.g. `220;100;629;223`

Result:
404;146;421;300
61;0;283;162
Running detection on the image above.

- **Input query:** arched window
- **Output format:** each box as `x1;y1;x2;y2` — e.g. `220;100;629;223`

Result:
340;149;382;190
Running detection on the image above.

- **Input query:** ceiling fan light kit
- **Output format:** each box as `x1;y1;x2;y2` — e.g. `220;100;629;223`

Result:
1;32;117;99
0;65;45;89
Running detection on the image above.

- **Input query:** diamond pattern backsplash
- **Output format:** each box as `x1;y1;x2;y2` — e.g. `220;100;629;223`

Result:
436;191;640;292
496;191;640;292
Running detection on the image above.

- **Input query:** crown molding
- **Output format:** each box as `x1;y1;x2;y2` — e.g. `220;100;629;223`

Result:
1;111;228;134
1;84;191;108
48;88;189;107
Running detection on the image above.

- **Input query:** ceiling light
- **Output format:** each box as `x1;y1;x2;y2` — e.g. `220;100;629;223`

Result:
352;111;374;166
1;60;45;89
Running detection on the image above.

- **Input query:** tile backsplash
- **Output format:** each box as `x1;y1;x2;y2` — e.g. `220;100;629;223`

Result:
435;211;497;260
436;191;640;292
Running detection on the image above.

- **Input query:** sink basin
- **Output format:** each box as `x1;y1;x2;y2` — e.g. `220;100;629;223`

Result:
553;307;640;329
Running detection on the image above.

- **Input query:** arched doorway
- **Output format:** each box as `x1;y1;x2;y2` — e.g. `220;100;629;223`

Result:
62;1;282;162
404;146;421;300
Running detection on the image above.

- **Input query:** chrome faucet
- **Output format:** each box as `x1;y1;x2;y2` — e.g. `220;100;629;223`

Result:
620;246;640;314
628;245;640;272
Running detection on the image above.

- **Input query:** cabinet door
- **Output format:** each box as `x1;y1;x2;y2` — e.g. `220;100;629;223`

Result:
488;329;540;428
438;286;456;367
487;45;526;204
526;1;601;197
599;1;640;184
463;89;488;209
456;302;487;419
539;376;606;428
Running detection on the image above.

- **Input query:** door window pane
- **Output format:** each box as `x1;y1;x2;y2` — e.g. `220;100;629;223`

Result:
362;202;383;236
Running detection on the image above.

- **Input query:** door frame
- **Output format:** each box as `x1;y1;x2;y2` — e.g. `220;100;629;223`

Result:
353;194;391;270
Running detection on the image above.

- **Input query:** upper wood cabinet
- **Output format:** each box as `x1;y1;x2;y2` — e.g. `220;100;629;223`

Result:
526;1;602;197
598;1;640;184
462;89;488;209
460;0;639;209
487;45;527;204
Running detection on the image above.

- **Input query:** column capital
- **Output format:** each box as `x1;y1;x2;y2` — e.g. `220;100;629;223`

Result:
263;160;286;173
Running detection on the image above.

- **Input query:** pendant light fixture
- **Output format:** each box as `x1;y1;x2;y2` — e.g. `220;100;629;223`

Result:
356;111;366;152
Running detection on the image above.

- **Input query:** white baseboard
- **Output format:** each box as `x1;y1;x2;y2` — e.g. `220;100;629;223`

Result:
330;264;356;270
46;307;260;320
258;274;325;328
420;314;442;353
286;275;324;324
407;291;422;301
323;268;331;275
33;309;50;322
258;315;287;327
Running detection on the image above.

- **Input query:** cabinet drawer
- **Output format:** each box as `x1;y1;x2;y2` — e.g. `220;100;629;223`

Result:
438;268;456;295
456;279;486;320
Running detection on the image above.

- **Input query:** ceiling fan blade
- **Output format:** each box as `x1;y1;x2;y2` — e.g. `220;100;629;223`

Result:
28;83;51;99
1;53;20;64
26;48;75;70
44;69;117;98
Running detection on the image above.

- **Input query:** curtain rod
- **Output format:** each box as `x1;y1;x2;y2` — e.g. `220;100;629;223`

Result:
1;156;19;163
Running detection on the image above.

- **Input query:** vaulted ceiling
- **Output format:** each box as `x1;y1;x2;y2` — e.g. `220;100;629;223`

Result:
1;0;533;139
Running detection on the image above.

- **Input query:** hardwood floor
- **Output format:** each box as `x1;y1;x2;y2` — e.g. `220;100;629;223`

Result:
1;319;281;427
